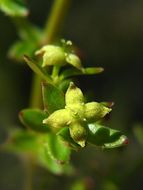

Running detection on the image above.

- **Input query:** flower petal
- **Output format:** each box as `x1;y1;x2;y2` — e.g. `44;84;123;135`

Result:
69;122;87;147
85;102;111;122
65;82;84;106
43;109;72;131
36;45;66;67
66;53;82;70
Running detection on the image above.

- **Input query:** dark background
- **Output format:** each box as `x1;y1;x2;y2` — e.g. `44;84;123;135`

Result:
0;0;143;189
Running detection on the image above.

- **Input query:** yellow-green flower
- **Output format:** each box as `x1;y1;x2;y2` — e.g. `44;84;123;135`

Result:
35;40;82;69
43;82;111;147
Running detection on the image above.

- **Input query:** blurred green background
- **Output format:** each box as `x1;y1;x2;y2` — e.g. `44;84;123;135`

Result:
1;0;143;189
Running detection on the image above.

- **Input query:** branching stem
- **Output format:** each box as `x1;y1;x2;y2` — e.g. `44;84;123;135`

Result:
29;0;71;108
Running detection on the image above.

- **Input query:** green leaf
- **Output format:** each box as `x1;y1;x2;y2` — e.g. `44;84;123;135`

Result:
87;123;128;148
38;145;74;175
103;135;128;149
58;79;70;92
42;82;65;114
0;0;28;17
8;19;42;61
38;147;62;174
82;67;104;74
19;109;50;133
57;128;81;151
15;19;41;41
60;67;104;79
23;55;52;82
44;133;71;164
9;40;37;61
3;130;73;174
3;130;38;153
87;124;110;146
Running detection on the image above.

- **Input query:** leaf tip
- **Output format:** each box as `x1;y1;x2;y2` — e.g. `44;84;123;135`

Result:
122;136;129;145
69;81;76;89
98;67;104;73
19;111;24;120
23;54;29;61
77;140;86;147
108;101;115;107
24;10;30;17
100;101;115;108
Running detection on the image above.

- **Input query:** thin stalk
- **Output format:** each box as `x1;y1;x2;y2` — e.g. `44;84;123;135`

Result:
30;0;71;108
22;155;34;190
52;65;60;78
43;0;71;44
29;74;42;108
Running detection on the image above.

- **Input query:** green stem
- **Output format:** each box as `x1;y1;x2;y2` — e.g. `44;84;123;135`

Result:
43;0;71;44
51;66;61;84
29;0;71;108
23;155;34;190
29;74;42;108
52;65;60;78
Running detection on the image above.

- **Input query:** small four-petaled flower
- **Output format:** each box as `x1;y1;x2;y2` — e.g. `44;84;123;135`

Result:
43;82;111;147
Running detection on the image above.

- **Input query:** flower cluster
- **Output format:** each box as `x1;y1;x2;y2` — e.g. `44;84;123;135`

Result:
43;82;111;147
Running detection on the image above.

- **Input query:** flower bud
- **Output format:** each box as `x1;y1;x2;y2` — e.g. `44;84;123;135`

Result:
65;82;84;106
85;102;111;122
66;53;82;70
43;109;72;131
36;45;66;67
69;122;87;147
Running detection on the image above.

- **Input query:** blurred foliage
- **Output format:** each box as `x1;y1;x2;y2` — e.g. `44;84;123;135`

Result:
1;0;143;190
0;0;28;17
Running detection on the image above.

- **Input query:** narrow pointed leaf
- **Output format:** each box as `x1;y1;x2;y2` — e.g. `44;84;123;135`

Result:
60;68;82;79
87;123;127;148
44;133;71;164
60;67;104;80
19;109;50;133
42;82;65;114
104;135;128;149
82;67;104;74
24;55;52;82
0;0;28;17
87;124;110;146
